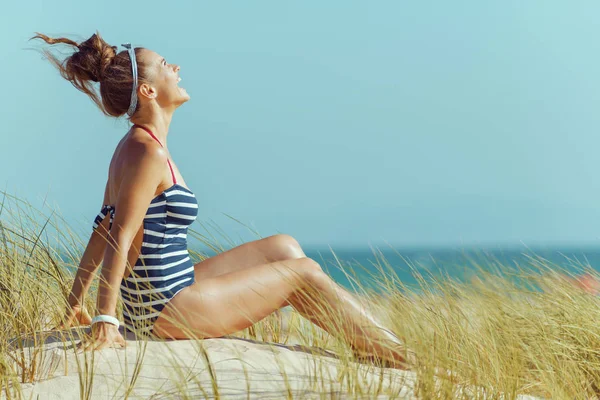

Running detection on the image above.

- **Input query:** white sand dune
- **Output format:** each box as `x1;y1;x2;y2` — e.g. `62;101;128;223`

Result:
5;329;415;399
3;311;542;399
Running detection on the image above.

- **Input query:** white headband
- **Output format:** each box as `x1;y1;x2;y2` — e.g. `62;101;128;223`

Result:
121;43;138;117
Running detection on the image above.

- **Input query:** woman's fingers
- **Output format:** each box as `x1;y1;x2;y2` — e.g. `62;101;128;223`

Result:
77;339;122;352
53;307;92;332
75;340;86;353
78;338;100;353
74;325;126;353
93;341;109;352
117;334;127;348
50;321;68;331
75;333;95;353
80;309;93;324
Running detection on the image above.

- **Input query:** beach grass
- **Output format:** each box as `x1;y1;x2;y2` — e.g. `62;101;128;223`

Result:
1;190;600;398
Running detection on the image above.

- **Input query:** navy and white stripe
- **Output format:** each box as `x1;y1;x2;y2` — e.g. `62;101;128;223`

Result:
92;205;114;230
93;183;198;336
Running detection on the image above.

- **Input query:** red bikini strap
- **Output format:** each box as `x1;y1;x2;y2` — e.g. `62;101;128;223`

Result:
133;124;177;184
166;160;177;184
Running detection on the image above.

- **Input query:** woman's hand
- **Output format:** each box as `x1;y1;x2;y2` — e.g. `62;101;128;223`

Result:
50;305;93;331
76;321;127;353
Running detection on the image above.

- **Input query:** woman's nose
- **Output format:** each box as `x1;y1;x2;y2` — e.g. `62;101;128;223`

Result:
174;65;180;72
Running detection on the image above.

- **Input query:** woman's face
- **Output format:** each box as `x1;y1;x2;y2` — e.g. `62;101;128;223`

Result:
140;49;190;108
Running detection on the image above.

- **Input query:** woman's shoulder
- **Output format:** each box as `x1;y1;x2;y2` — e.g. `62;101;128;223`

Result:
106;133;169;198
118;132;168;163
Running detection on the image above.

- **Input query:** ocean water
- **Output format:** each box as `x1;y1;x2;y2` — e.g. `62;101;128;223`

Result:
60;246;600;294
200;245;600;293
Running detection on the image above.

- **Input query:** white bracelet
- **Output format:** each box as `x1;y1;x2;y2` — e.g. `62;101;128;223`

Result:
91;315;120;329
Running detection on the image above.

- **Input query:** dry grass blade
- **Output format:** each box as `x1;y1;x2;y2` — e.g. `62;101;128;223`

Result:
2;190;599;398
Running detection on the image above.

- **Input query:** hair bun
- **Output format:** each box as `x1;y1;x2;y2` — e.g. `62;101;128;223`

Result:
71;33;117;82
31;30;144;118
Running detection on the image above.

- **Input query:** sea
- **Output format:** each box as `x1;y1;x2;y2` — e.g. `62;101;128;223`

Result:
60;245;600;294
199;245;600;293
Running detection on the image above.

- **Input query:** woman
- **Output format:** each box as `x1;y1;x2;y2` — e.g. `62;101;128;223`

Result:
32;31;413;369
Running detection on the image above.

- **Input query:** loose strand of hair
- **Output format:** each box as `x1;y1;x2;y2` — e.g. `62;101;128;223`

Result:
28;31;112;117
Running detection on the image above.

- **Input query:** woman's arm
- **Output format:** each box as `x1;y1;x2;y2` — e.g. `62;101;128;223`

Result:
94;141;167;318
66;182;111;309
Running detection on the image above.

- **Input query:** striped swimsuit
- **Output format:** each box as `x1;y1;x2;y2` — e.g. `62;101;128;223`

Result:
92;124;198;336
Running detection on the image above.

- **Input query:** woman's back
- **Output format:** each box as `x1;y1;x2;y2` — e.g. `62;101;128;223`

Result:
93;124;199;336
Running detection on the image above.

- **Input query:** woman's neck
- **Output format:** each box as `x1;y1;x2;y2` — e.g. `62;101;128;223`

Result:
130;108;174;146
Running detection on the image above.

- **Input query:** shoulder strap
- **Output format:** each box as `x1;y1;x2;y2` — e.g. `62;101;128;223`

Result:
133;124;177;185
166;160;177;184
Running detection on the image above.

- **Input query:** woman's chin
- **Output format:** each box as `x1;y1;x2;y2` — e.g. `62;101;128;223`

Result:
177;90;191;104
180;88;190;100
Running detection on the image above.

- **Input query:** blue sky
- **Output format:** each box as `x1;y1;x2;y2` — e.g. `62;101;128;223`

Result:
2;1;600;249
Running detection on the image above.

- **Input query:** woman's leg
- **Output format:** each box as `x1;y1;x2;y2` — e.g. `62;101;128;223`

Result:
192;234;306;281
284;271;414;369
152;257;322;339
152;257;413;369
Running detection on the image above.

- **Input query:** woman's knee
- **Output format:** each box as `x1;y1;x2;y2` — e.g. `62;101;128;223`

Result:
265;234;305;259
298;257;328;287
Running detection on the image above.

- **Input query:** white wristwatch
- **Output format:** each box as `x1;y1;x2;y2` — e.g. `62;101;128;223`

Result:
91;315;120;329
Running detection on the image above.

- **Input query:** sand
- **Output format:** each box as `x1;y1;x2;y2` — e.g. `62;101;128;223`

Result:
2;310;542;399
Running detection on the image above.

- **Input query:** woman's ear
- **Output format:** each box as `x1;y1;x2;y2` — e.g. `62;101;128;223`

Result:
139;83;157;100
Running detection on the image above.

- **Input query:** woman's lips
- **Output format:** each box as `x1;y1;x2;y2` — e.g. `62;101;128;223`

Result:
176;77;186;91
